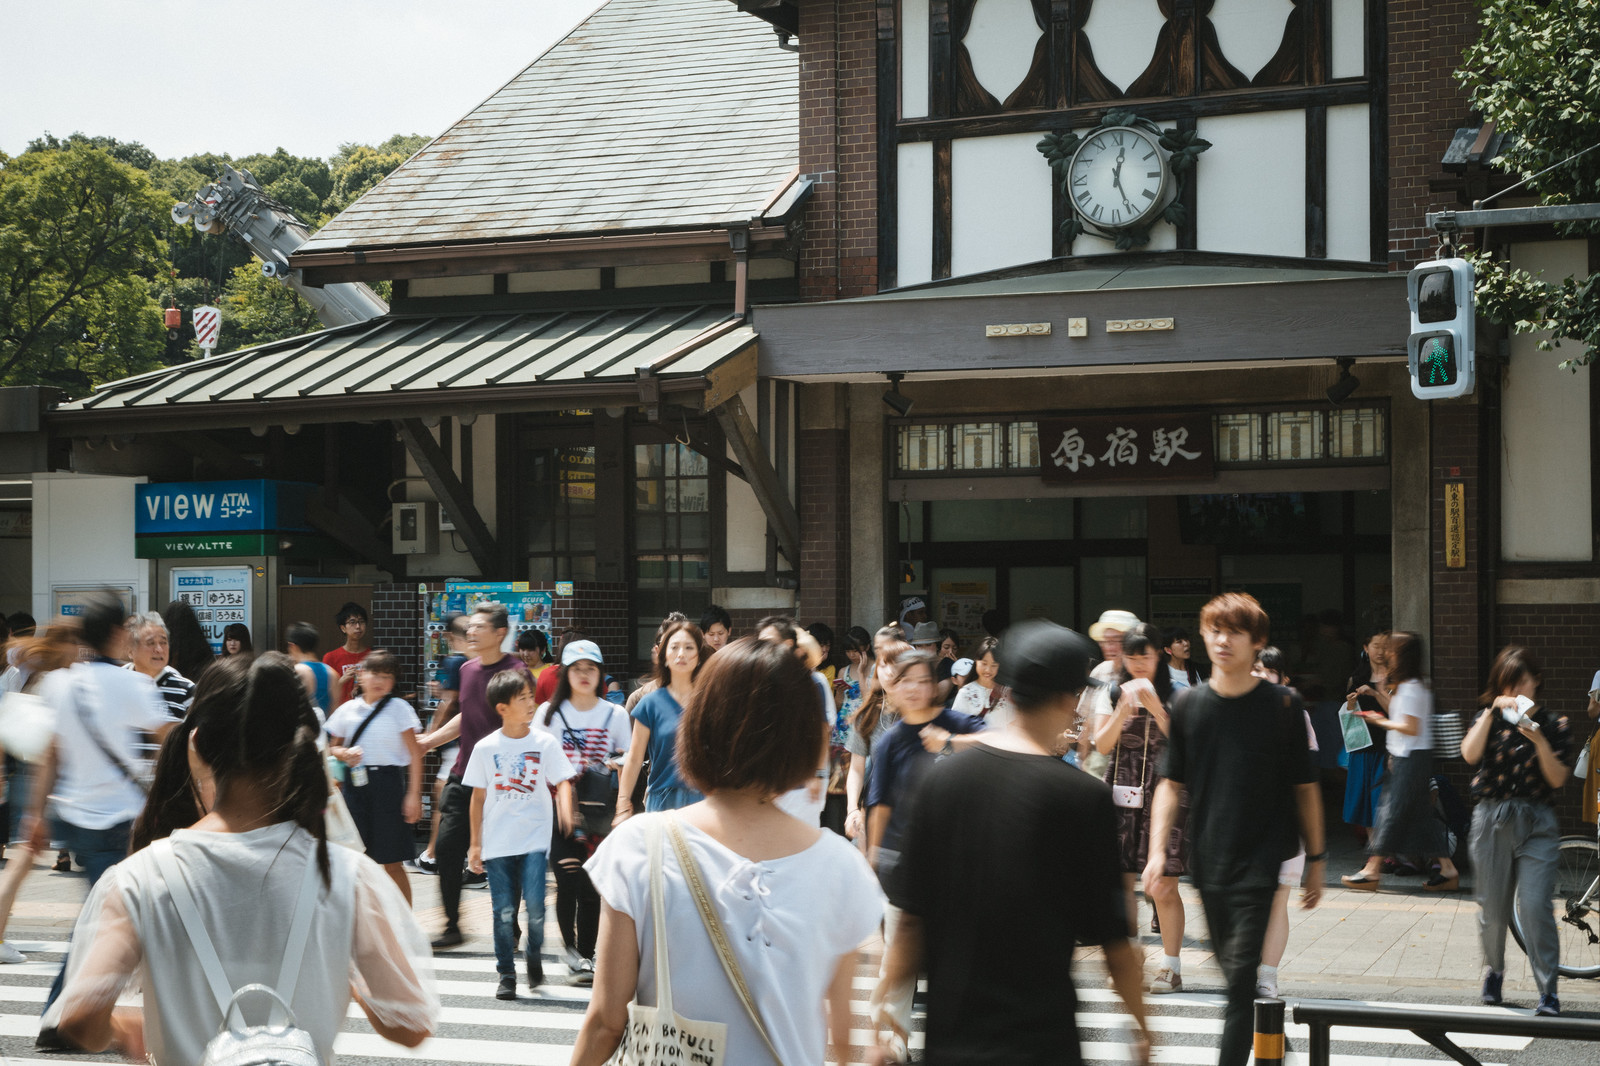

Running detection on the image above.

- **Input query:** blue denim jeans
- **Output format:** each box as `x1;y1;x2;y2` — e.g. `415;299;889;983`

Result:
43;819;132;1015
485;850;549;977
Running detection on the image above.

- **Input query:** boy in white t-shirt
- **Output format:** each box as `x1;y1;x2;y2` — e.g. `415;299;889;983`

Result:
466;670;576;998
325;650;423;905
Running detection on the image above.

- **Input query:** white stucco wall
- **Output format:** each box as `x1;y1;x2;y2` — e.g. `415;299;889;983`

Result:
32;472;148;622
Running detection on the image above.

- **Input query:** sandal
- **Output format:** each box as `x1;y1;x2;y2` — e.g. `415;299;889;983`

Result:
52;853;71;873
1424;873;1460;891
1340;873;1381;890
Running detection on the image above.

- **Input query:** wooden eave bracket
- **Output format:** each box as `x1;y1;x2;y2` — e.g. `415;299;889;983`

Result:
396;418;498;575
711;393;800;566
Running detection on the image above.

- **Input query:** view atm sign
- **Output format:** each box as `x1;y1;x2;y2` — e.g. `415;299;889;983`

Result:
135;480;305;534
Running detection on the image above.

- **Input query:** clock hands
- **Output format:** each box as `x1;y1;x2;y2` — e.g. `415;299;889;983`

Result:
1111;146;1134;212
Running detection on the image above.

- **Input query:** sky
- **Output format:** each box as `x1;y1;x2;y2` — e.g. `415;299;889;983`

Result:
0;0;606;161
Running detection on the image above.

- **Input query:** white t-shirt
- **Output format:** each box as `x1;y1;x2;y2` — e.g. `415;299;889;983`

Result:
1387;678;1433;758
463;728;576;860
535;699;630;773
47;822;437;1066
1167;664;1193;691
586;814;883;1066
325;696;421;767
952;681;1014;730
39;661;170;829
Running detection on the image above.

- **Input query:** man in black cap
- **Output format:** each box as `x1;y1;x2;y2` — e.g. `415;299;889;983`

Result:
869;620;1151;1066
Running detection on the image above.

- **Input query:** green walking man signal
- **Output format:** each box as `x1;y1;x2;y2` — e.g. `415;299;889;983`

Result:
1406;258;1474;399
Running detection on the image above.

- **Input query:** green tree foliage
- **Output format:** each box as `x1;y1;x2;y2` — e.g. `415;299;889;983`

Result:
1;131;427;388
1459;0;1600;368
0;144;169;393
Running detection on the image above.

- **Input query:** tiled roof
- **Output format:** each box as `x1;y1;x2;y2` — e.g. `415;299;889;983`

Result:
300;0;798;253
55;307;753;418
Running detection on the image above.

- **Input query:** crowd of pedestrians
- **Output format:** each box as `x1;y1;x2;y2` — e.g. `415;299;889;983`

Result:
0;581;1593;1064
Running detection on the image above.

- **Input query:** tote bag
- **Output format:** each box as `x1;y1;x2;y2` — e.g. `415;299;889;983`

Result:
606;819;729;1066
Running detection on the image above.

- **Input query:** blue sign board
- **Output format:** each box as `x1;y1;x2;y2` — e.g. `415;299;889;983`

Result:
135;480;313;535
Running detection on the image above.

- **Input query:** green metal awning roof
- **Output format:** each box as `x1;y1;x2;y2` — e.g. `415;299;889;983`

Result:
52;306;756;433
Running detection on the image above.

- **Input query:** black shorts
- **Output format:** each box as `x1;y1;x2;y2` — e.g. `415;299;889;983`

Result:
341;766;415;865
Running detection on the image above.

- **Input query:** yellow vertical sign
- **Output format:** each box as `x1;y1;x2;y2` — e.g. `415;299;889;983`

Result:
1445;482;1466;568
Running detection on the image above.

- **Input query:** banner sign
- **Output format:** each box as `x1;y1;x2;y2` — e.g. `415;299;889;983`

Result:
1039;414;1214;483
136;480;312;535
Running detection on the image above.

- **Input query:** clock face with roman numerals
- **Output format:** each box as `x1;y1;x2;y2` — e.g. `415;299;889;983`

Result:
1066;126;1170;233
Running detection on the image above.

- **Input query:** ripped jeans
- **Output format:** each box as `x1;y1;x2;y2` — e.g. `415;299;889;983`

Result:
485;850;550;977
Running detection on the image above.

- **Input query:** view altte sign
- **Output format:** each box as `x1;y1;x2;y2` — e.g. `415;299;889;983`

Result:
1040;414;1215;484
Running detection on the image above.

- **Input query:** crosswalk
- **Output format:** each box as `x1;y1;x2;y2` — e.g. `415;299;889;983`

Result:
0;935;1540;1065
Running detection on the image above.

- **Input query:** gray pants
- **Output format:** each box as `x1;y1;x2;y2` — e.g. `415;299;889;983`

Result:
1469;797;1560;995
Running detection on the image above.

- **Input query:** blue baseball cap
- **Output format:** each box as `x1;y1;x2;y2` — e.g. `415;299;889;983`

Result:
561;639;604;667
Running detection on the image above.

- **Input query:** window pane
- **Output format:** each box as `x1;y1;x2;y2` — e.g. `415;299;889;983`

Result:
897;425;949;473
1080;556;1147;629
1330;408;1387;459
679;512;711;548
1267;410;1324;461
953;423;1003;471
1215;413;1263;462
1008;421;1041;469
679;477;709;514
677;445;708;478
930;499;1074;541
1081;497;1148;539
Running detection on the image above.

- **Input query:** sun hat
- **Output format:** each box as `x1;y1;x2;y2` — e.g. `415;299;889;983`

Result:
1087;609;1143;642
909;621;941;645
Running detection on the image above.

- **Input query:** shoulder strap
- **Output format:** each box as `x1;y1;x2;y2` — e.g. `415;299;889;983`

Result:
347;694;394;748
553;704;583;754
644;817;673;1017
665;815;787;1066
74;670;147;794
154;840;323;1026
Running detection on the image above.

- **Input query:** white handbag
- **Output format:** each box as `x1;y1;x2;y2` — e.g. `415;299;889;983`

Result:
605;819;731;1066
0;688;56;763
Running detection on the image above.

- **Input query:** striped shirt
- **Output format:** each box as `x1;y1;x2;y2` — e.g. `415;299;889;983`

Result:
124;664;191;772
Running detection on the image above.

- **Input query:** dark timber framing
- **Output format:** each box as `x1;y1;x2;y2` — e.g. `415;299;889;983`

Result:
397;418;499;574
882;0;1388;284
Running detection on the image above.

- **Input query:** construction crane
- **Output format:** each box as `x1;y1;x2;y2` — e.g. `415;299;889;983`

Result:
172;164;388;328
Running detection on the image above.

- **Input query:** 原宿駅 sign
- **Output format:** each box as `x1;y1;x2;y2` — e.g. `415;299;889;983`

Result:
1039;414;1214;484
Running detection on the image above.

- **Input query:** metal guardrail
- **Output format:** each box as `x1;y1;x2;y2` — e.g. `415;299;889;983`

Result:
1290;1000;1600;1066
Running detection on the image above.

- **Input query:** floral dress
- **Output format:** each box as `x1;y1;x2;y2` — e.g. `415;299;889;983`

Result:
829;667;862;795
1102;687;1189;876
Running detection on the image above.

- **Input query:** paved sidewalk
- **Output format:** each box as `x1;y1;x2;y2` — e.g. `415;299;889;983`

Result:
5;833;1598;1010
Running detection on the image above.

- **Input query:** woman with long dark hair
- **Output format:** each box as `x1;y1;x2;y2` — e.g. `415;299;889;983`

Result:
1340;631;1459;892
537;639;629;985
220;624;252;657
950;636;1012;726
615;620;711;817
1092;621;1187;995
1462;645;1574;1015
49;653;437;1064
1342;629;1391;846
842;638;911;842
161;600;214;685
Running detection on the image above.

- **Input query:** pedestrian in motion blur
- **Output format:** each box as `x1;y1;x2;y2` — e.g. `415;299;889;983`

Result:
1144;593;1324;1066
570;637;881;1065
47;652;438;1064
870;621;1151;1065
1462;645;1573;1016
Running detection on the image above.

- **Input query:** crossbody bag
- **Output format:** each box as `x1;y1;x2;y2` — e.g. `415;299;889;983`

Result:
1109;700;1152;810
555;704;621;836
332;695;394;788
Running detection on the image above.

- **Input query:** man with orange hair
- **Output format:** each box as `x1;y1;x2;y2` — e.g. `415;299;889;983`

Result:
1143;593;1325;1066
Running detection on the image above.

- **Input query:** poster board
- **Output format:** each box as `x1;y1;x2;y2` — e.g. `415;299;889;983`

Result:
170;565;252;653
936;581;990;642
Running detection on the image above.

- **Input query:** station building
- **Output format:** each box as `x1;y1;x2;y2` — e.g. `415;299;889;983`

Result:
1;0;1596;825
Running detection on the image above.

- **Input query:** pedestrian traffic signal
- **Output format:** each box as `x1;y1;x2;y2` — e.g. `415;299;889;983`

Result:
1406;258;1475;399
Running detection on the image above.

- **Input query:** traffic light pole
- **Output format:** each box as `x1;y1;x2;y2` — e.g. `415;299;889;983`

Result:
1428;202;1600;230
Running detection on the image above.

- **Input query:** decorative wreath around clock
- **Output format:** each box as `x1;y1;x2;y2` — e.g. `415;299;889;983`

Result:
1036;109;1211;251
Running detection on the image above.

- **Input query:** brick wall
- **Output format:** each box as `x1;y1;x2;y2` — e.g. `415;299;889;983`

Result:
797;426;851;627
1429;402;1481;715
1496;603;1600;834
799;0;879;300
1387;0;1481;269
369;583;424;693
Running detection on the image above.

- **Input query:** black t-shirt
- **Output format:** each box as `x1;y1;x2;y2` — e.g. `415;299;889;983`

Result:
896;745;1127;1066
1159;680;1317;888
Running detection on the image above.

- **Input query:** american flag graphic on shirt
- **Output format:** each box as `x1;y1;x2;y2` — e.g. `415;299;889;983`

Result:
491;750;544;795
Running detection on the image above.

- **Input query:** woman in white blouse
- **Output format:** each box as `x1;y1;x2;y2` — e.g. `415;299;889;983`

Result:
1340;631;1461;892
49;653;438;1066
951;636;1012;727
571;638;883;1065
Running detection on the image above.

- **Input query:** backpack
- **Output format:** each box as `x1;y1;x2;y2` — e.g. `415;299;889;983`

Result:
153;842;323;1066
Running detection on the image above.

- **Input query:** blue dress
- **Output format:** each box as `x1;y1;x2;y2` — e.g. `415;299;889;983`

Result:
632;687;704;812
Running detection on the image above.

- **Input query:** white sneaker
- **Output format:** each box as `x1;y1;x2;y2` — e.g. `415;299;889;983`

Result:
0;942;26;964
1256;976;1279;999
563;946;584;973
1149;968;1182;994
575;957;595;986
